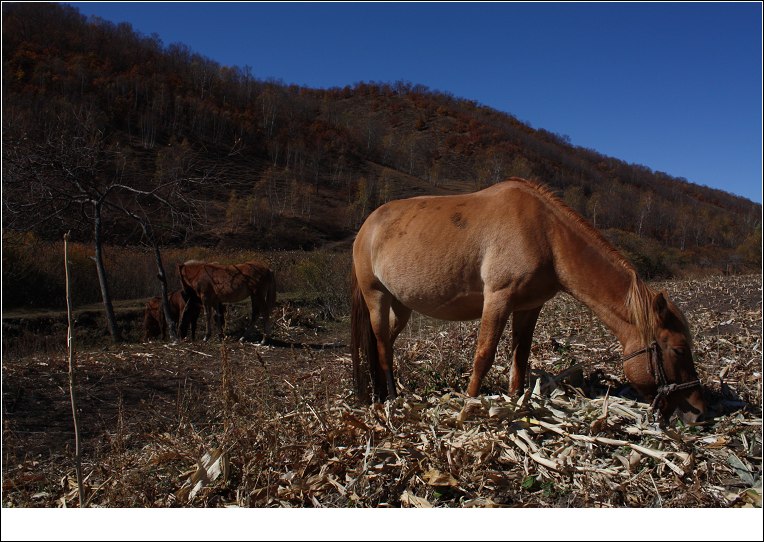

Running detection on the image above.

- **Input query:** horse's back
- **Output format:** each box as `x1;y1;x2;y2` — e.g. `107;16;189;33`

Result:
180;259;273;304
358;179;543;247
353;179;559;318
240;260;273;283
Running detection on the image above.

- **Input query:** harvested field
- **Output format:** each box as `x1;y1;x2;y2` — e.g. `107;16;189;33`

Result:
2;274;761;531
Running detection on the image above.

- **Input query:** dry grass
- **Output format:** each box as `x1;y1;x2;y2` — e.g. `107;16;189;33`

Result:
2;274;761;512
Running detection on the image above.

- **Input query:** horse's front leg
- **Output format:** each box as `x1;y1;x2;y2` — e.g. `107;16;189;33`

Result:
215;303;226;340
202;300;213;342
250;294;269;345
508;307;542;395
467;292;512;396
188;308;198;341
178;304;189;340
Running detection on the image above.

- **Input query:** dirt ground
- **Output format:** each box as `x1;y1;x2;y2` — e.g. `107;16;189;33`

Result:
1;274;761;513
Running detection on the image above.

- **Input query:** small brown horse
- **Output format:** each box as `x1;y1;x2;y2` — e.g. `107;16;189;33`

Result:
143;290;201;341
177;259;276;344
351;178;706;423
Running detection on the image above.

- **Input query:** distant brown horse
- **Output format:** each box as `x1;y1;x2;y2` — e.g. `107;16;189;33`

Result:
177;260;276;344
143;290;201;341
351;178;706;423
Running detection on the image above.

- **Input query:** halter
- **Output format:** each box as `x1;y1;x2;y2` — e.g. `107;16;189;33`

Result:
621;341;702;414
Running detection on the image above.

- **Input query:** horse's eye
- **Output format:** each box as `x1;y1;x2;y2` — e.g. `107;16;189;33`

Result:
671;347;686;356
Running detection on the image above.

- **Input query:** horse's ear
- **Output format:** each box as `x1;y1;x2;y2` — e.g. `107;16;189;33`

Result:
653;291;670;324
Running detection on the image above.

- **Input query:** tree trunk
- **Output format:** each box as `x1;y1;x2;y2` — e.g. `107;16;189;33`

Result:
146;222;178;341
93;201;121;342
108;208;179;341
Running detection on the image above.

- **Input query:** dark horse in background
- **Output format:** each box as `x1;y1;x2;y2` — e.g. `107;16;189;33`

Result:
143;289;201;341
177;260;276;344
351;178;706;424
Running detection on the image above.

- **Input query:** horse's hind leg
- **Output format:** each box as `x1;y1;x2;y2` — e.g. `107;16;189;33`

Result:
202;299;214;342
467;292;512;397
178;306;188;340
250;293;271;345
365;290;397;401
249;294;258;340
508;306;542;396
390;299;412;344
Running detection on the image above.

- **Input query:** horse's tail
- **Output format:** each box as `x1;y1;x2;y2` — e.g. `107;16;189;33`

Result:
350;261;377;404
177;262;192;296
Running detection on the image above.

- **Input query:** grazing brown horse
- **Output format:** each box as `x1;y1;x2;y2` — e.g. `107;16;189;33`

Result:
177;260;276;344
143;290;201;341
351;178;706;423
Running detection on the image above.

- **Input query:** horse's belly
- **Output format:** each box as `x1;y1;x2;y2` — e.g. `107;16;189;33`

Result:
414;293;484;321
374;243;486;320
385;279;484;321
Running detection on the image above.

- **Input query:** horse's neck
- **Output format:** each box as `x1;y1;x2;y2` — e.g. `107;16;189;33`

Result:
554;229;641;350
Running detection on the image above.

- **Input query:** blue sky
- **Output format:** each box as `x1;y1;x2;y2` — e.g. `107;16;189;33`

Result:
66;2;762;203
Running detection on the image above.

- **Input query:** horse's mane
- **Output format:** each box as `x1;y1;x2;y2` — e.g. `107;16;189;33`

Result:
506;177;659;345
508;178;634;271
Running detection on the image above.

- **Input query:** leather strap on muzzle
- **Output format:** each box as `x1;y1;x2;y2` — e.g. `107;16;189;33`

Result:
622;341;701;417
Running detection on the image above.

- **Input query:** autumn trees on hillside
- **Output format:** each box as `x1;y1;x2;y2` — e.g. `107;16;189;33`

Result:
2;2;760;278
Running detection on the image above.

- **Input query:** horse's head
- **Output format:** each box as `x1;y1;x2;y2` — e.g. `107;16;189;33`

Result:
623;291;707;425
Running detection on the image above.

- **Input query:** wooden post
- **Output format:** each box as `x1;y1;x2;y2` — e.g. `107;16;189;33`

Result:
64;232;85;507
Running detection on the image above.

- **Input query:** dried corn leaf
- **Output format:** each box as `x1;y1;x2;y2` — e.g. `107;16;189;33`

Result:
463;497;502;507
4;274;760;512
400;490;433;508
457;398;484;424
176;447;228;503
423;468;458;487
727;452;756;486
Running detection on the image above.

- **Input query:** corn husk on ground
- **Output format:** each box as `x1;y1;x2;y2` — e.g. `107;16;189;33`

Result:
2;274;761;509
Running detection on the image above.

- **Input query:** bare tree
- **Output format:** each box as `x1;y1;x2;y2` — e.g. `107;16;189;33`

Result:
104;184;203;341
637;192;654;238
3;103;205;342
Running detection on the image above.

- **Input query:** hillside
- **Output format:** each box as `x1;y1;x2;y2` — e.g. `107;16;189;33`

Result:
2;2;761;277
